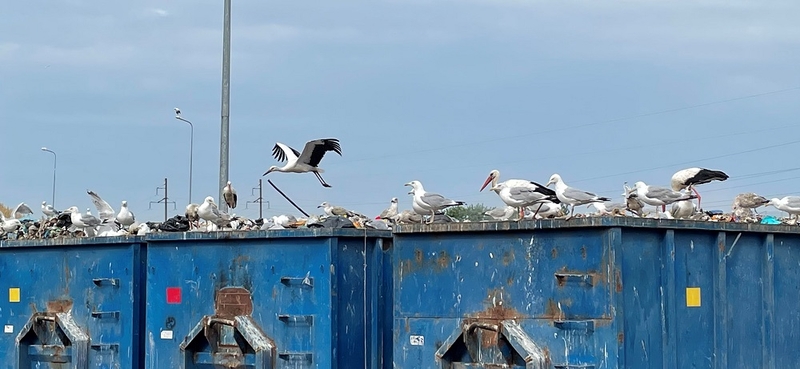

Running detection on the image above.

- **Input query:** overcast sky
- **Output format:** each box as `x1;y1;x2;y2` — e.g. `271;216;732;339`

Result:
2;0;800;221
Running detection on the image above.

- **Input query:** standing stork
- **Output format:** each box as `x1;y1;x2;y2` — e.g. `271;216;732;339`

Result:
223;181;238;209
670;167;728;210
263;138;342;188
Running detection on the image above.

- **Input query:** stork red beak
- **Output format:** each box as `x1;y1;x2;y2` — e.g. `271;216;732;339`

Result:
479;176;492;192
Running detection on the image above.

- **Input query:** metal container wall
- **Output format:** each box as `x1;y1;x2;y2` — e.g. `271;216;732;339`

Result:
391;218;800;369
0;236;147;369
143;229;391;369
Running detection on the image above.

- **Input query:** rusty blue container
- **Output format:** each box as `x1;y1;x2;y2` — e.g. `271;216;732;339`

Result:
0;236;146;369
143;229;391;369
391;218;800;369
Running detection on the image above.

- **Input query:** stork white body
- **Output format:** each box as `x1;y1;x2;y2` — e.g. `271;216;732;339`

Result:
264;138;342;187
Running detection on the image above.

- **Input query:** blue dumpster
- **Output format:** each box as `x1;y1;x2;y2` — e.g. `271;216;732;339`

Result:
391;218;800;369
0;236;146;369
143;229;391;369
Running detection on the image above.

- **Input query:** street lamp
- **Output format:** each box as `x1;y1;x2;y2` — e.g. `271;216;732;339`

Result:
41;147;57;207
174;108;194;204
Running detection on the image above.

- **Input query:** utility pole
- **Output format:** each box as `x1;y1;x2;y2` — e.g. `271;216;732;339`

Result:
150;178;176;222
246;179;270;219
218;0;232;212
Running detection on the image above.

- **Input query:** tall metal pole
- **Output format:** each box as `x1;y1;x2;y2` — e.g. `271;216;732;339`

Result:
164;178;168;222
219;0;232;212
258;179;263;219
175;116;194;204
41;147;57;207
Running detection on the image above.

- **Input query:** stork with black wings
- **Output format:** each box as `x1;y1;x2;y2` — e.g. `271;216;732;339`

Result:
263;138;343;188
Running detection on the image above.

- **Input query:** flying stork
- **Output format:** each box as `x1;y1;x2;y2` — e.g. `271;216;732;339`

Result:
263;138;342;188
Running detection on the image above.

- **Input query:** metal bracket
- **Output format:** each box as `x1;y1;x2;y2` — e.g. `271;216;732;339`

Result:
91;311;120;320
92;278;120;287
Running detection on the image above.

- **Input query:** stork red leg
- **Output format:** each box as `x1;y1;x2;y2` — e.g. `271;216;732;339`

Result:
692;187;702;210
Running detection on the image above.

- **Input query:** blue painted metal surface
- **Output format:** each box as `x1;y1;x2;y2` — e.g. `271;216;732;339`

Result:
391;218;800;369
0;236;146;369
143;229;391;369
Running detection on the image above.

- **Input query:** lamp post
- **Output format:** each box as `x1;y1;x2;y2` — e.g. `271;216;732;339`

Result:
175;111;194;204
219;0;232;212
41;147;57;207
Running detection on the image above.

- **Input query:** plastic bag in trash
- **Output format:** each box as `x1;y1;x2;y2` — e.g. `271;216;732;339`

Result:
308;216;355;229
760;216;782;225
158;215;191;232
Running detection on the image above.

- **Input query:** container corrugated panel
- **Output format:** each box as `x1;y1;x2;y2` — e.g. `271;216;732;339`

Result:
391;218;800;369
143;229;392;369
0;236;147;369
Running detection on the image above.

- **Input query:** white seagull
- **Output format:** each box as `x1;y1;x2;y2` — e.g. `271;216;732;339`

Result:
378;198;399;220
318;202;355;217
116;201;135;229
198;196;231;230
87;190;116;222
404;180;465;224
671;167;729;209
263;138;343;187
633;181;697;213
185;203;200;230
670;200;697;220
484;206;517;221
765;196;800;220
41;201;60;217
545;174;610;218
66;206;106;234
223;181;238;209
480;169;559;220
0;203;31;233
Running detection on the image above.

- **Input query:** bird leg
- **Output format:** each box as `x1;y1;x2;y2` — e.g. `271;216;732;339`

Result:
690;186;702;210
532;203;544;219
314;172;332;188
517;207;524;222
429;210;436;224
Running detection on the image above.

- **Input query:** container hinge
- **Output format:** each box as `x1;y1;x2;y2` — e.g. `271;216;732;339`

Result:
553;320;594;333
554;272;595;287
278;314;314;326
278;352;313;363
90;343;119;352
92;278;120;287
91;311;120;320
280;273;314;288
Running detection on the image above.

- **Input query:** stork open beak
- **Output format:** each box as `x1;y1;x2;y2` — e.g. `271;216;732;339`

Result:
479;176;492;192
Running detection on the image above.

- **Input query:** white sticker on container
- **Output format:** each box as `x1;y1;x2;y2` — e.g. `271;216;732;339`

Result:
410;335;424;346
160;330;173;340
3;325;12;334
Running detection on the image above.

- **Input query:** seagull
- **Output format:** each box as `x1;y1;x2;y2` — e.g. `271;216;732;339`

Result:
378;198;399;220
223;181;238;209
545;174;610;218
765;196;800;220
9;203;34;220
732;192;770;221
66;206;106;234
41;201;60;217
671;167;729;210
174;107;181;116
633;181;697;213
318;202;354;217
263;138;343;188
116;201;135;229
588;201;628;216
185;203;200;230
484;206;517;221
0;204;30;233
526;201;563;219
198;196;231;230
670;200;697;219
404;180;465;224
480;169;559;220
391;210;423;224
87;190;115;222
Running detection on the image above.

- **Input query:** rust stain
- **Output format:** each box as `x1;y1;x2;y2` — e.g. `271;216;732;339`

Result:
542;347;551;365
615;270;623;293
617;332;624;343
414;249;423;265
718;240;725;253
551;248;558;259
541;299;566;321
502;249;515;266
506;277;514;286
214;287;253;318
581;246;587;260
47;299;73;313
233;254;250;264
405;318;410;333
436;251;450;270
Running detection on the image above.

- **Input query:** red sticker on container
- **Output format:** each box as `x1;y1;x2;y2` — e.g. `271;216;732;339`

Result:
166;287;182;304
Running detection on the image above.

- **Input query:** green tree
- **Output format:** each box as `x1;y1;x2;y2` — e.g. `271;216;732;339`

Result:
0;203;10;219
445;203;492;222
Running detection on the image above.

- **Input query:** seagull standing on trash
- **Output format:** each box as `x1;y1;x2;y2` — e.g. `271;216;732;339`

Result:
116;201;136;229
378;198;399;220
263;138;343;187
404;180;465;224
546;174;610;218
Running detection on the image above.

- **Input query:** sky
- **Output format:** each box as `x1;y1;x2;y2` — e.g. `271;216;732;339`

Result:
2;0;800;221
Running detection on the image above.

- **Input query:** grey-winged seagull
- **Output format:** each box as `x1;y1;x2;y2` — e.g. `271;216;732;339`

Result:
765;196;800;220
545;173;610;218
480;169;559;220
633;181;696;213
378;198;399;220
404;180;465;224
223;181;238;209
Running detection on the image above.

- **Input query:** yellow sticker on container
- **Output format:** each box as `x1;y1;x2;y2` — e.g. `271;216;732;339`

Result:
8;288;20;303
686;287;701;307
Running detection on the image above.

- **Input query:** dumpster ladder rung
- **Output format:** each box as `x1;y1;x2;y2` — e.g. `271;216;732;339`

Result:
90;343;119;352
91;311;120;320
92;278;120;287
281;275;314;288
279;352;313;363
553;319;594;333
